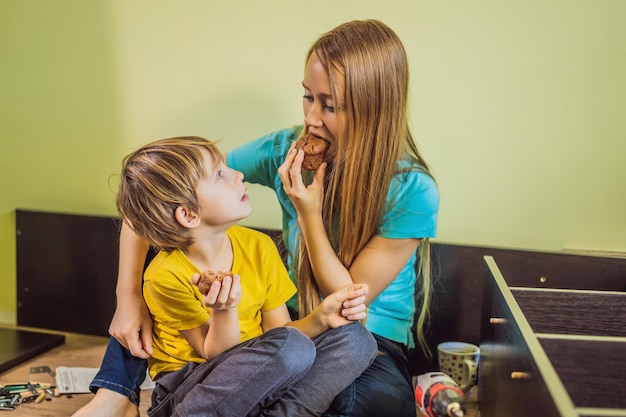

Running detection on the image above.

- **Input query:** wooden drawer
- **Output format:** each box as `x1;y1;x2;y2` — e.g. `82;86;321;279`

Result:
479;256;626;417
479;257;571;417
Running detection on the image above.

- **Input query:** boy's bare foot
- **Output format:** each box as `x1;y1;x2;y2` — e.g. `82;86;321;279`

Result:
71;388;139;417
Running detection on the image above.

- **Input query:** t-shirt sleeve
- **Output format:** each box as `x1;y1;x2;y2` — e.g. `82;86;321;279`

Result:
143;269;209;331
379;169;440;239
226;127;302;187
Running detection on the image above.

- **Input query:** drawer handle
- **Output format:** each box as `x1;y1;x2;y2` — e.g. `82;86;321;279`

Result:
539;276;548;283
490;317;507;324
511;372;532;380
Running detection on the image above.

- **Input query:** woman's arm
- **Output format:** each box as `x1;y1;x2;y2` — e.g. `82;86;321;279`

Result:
108;222;153;358
262;284;368;339
303;229;419;304
301;208;418;302
279;148;420;304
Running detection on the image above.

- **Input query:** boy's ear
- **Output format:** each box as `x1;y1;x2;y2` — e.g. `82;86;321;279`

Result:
175;206;200;228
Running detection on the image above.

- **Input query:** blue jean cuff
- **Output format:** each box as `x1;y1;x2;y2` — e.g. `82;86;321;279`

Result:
90;378;141;406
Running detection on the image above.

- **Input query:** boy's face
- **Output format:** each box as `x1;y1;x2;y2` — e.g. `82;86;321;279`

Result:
194;149;251;227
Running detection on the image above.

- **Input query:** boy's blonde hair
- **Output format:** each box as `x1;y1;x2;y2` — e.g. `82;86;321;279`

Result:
116;136;221;251
296;20;437;357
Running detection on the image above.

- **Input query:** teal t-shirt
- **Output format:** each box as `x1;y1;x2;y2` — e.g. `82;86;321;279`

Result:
226;126;439;347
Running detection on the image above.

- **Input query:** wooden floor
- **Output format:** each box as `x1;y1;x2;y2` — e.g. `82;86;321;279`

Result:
0;325;479;417
0;325;152;416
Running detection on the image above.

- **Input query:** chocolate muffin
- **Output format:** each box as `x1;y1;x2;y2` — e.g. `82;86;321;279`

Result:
295;134;329;170
197;270;233;295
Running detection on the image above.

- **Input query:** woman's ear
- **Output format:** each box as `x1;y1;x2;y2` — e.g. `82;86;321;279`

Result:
175;206;200;229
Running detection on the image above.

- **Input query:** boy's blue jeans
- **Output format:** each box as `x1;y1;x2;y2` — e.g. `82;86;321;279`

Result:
90;328;414;416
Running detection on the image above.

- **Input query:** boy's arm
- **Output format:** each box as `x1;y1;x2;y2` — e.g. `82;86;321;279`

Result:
179;308;239;361
260;304;293;333
182;274;242;360
108;223;153;358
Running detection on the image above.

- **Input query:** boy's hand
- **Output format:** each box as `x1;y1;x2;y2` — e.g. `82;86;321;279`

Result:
192;273;241;310
320;283;368;328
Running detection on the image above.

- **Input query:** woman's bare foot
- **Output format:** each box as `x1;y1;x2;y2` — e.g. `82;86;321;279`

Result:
71;388;139;417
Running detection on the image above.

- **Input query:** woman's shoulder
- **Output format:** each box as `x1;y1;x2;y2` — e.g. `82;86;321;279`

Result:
387;160;440;212
226;125;303;171
393;160;437;191
250;125;303;147
262;125;303;150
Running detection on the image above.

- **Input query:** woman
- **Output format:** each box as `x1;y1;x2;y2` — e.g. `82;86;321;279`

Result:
226;20;439;416
74;19;439;417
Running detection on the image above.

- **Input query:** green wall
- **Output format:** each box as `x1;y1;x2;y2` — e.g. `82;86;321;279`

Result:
1;0;625;323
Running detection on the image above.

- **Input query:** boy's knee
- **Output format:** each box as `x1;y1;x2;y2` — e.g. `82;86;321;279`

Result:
273;327;316;375
336;323;378;364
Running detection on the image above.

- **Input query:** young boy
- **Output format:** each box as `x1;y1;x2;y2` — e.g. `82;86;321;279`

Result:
115;136;377;416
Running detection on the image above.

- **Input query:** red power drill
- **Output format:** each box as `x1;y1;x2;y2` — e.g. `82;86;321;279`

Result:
415;372;466;417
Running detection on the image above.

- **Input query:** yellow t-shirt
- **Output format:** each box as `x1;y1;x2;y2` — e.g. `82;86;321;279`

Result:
143;225;296;379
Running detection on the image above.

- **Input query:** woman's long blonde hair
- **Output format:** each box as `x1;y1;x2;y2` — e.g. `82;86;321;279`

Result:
296;20;436;357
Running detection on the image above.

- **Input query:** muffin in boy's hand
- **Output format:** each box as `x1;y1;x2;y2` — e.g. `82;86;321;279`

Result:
295;134;329;170
197;270;233;295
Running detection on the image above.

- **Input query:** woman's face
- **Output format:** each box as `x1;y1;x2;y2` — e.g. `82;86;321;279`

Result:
302;51;340;148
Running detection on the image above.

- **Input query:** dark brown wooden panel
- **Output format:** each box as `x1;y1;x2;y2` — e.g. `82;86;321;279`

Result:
513;289;626;337
0;328;65;373
481;248;626;291
579;414;625;417
409;243;487;374
540;338;626;409
16;209;121;336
